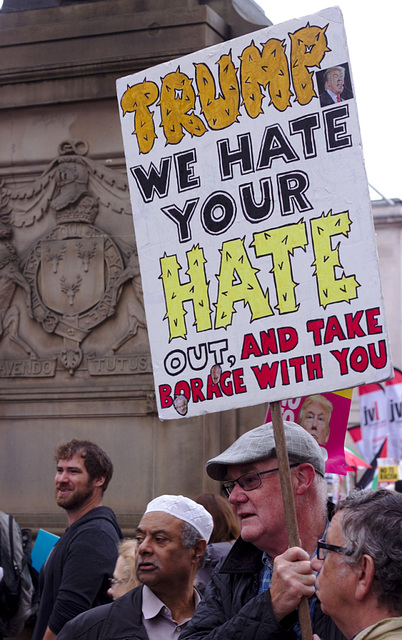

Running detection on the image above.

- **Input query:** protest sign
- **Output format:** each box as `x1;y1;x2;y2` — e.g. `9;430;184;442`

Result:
377;462;399;484
266;389;352;473
116;6;392;420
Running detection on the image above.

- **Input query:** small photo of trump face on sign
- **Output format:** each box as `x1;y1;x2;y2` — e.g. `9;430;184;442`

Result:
297;394;333;445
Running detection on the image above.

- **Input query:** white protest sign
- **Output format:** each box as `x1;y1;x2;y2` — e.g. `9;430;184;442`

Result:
116;6;392;420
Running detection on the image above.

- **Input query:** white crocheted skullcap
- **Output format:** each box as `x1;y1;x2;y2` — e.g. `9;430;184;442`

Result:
206;420;326;480
144;494;214;542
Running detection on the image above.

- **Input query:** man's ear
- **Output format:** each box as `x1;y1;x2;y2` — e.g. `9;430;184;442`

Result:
355;554;375;601
293;463;315;495
93;475;106;489
192;539;207;564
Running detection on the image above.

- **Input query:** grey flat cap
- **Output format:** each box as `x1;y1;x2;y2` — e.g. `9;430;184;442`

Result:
206;421;326;480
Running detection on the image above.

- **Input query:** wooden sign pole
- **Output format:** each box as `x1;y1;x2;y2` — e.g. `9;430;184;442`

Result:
270;401;313;640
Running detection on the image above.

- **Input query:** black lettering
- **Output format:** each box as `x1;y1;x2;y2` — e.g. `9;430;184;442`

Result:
217;133;254;180
174;149;200;191
257;124;299;169
323;104;352;151
277;170;312;215
131;156;172;202
161;198;199;243
239;177;274;223
289;113;320;158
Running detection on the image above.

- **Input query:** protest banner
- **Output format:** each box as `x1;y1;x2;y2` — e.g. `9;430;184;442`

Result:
359;382;388;461
116;6;392;420
385;368;402;459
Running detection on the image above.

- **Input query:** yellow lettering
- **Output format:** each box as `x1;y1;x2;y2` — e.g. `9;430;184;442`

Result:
159;67;207;145
290;24;330;105
195;53;240;129
159;246;212;340
310;210;359;308
240;39;292;116
215;237;273;329
252;220;308;313
120;80;159;154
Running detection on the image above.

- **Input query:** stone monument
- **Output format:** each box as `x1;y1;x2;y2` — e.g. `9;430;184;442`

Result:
0;0;270;534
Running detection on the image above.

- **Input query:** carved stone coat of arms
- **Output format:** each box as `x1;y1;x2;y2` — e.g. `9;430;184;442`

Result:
0;140;151;381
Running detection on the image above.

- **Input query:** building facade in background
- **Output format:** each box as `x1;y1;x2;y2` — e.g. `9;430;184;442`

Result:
0;0;271;535
0;0;400;535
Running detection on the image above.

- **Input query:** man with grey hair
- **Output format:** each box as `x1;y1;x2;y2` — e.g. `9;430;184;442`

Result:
56;495;213;640
181;421;346;640
311;489;402;640
319;66;346;106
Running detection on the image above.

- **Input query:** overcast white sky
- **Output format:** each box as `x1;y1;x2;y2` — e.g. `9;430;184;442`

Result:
255;1;401;201
1;1;399;200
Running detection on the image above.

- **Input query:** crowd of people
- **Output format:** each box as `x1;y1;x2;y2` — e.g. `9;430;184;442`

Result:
1;423;401;640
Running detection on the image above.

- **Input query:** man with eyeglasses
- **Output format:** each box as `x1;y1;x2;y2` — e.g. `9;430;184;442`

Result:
311;489;402;640
180;420;346;640
56;495;213;640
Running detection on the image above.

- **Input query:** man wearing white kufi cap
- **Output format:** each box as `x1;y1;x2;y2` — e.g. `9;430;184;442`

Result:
56;495;213;640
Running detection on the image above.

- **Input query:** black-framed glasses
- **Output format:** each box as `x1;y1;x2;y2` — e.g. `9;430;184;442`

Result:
316;539;348;561
108;577;128;587
222;463;299;497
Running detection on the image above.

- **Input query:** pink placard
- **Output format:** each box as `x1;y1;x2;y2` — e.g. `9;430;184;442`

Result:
266;389;353;474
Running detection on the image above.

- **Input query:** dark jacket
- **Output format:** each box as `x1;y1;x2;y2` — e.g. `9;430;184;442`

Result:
195;542;233;596
32;506;123;640
180;536;346;640
56;586;147;640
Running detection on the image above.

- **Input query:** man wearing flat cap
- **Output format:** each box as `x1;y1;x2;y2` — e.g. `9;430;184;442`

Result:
180;421;346;640
56;495;213;640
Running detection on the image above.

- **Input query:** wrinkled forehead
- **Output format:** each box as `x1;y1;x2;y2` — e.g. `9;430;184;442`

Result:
326;511;345;545
305;401;329;415
225;456;276;479
329;69;344;80
56;453;86;468
138;510;183;533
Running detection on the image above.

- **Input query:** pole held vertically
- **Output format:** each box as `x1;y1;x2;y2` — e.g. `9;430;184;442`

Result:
270;401;313;640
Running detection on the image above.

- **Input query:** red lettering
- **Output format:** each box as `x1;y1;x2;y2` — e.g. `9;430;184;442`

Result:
324;316;346;343
233;368;247;394
191;378;206;402
306;354;323;380
280;359;290;385
369;340;387;369
174;381;191;398
241;333;261;359
306;318;324;346
260;329;278;355
220;371;234;395
289;356;305;382
251;362;279;389
207;376;223;399
277;327;298;352
159;384;173;407
366;307;382;334
349;346;369;372
344;311;364;339
330;347;349;374
331;342;387;375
